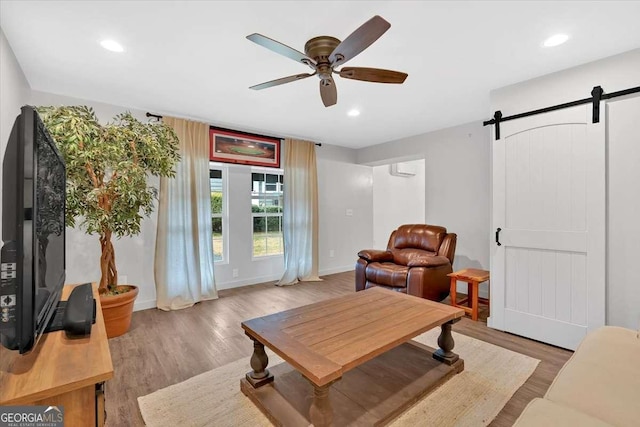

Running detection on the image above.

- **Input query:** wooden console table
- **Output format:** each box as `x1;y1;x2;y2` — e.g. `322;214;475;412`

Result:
0;283;113;426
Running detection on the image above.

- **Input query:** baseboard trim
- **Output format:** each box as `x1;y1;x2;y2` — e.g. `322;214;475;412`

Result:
319;265;354;276
134;298;157;312
217;267;354;290
216;273;283;290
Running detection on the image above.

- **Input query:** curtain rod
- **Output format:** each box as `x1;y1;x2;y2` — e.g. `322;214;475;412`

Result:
146;112;322;146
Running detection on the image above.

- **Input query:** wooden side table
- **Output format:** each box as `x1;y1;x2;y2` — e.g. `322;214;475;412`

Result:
447;269;490;321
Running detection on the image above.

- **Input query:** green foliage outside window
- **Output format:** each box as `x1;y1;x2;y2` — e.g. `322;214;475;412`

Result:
211;192;223;234
252;205;282;232
211;192;222;214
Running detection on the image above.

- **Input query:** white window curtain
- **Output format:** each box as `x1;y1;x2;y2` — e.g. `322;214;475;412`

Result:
154;116;218;310
277;138;322;286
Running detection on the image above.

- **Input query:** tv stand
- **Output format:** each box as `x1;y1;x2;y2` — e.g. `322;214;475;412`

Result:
0;283;113;426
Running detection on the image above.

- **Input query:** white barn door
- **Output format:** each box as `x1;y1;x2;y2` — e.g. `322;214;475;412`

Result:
490;105;605;350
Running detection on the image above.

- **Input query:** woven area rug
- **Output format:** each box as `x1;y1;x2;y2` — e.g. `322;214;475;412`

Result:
138;330;539;427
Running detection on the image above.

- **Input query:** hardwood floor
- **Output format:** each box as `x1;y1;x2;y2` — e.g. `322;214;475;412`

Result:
105;271;572;426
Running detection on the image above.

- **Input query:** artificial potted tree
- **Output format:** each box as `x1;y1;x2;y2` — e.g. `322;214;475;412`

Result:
37;106;180;337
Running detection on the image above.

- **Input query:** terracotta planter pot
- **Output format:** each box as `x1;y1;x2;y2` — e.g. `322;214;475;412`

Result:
100;285;139;338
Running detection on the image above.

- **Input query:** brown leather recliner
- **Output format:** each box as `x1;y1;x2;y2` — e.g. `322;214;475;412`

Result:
356;224;457;301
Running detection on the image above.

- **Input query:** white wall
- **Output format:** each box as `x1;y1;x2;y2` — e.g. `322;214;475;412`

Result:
490;48;640;329
0;28;30;145
316;145;373;275
423;125;491;276
0;28;31;234
607;96;640;329
358;121;492;283
490;48;640;117
372;160;425;249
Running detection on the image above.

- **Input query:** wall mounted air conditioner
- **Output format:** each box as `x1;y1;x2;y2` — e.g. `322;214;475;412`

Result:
390;162;417;177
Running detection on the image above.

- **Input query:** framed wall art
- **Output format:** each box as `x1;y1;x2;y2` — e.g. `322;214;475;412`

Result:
209;127;281;168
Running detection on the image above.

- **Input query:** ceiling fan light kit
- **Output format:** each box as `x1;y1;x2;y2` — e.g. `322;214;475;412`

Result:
247;15;408;107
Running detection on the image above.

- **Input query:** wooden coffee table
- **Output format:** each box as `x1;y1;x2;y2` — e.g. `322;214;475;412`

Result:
240;287;465;426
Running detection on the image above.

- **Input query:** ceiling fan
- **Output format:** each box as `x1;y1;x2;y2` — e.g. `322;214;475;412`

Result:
246;15;408;107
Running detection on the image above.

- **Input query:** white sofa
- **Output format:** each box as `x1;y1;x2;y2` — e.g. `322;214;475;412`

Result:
514;326;640;426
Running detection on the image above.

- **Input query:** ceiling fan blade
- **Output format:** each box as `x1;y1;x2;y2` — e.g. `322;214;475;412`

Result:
339;67;408;84
319;78;337;107
329;16;391;67
247;33;316;66
250;73;314;90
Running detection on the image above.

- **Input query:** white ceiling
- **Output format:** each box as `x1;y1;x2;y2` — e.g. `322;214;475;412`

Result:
2;1;640;148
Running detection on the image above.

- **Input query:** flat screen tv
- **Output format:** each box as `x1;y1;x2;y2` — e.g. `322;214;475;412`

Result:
1;105;66;354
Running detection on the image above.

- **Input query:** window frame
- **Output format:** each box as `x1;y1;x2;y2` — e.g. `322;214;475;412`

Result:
250;166;284;259
210;162;229;264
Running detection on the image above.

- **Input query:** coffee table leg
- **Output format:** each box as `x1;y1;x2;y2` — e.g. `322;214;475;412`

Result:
433;319;460;365
309;383;333;427
245;336;274;388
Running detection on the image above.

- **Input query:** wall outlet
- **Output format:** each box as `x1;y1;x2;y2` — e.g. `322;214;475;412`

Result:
346;209;353;216
120;275;128;284
232;269;239;278
329;250;335;258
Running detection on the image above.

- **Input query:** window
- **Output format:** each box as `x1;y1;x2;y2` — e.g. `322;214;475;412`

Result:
251;169;284;257
210;166;227;262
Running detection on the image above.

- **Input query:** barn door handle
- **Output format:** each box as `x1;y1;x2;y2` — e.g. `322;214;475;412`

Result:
495;228;502;246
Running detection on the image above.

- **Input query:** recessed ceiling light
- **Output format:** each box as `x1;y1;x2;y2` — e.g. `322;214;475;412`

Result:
347;109;360;117
543;34;569;48
100;39;124;53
